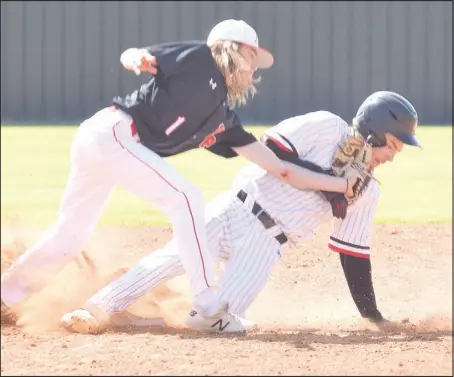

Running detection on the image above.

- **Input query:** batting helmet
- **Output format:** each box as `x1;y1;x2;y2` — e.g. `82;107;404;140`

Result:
353;91;420;147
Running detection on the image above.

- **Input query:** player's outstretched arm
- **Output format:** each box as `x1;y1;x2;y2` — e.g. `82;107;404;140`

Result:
339;253;386;323
260;133;360;197
232;141;357;196
281;161;358;196
232;141;288;177
339;253;408;331
232;141;349;194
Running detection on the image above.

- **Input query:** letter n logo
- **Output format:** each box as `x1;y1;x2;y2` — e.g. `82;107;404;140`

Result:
211;319;230;331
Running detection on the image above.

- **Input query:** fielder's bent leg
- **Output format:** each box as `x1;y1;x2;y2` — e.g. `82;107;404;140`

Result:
84;205;230;316
103;120;218;315
1;127;114;308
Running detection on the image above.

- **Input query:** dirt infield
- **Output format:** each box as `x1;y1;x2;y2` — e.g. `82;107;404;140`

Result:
1;223;452;375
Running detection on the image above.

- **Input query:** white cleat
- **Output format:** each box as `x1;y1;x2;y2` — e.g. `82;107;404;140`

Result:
237;316;258;330
185;309;256;333
61;309;104;334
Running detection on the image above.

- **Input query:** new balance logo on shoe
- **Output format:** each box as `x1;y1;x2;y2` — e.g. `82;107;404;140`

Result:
211;319;230;331
189;310;231;332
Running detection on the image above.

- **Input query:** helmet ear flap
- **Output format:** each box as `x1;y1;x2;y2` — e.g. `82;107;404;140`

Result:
366;131;387;147
353;117;386;147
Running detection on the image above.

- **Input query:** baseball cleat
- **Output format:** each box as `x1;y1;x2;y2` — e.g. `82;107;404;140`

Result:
61;307;167;334
237;316;258;330
185;309;256;333
61;309;104;334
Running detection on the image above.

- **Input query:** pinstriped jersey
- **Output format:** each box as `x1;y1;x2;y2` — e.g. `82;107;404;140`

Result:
231;111;380;258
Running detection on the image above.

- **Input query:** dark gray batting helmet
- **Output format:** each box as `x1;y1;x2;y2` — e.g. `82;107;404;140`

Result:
353;91;420;147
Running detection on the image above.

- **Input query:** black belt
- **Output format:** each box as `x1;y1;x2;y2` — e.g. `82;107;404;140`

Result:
236;190;288;245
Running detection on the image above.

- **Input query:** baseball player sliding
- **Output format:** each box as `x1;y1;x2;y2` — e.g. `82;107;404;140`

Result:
60;91;421;334
1;20;358;327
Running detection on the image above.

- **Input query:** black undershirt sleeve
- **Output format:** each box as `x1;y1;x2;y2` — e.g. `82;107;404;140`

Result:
339;253;384;322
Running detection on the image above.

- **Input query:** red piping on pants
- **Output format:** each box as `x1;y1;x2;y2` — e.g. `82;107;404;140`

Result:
111;114;210;289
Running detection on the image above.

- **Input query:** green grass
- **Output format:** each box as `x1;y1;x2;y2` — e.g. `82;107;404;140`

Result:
1;125;452;227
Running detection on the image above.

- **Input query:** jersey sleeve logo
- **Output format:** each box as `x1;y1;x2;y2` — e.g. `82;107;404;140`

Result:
199;123;225;148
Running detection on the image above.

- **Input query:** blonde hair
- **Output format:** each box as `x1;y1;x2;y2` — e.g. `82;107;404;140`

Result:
210;41;261;109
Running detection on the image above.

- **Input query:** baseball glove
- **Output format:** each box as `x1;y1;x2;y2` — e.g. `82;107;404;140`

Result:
331;129;375;204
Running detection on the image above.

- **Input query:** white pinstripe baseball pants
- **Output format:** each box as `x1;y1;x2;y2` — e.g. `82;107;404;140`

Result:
89;191;286;318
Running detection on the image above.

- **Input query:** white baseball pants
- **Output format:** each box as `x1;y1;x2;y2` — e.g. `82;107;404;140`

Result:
1;107;217;312
87;191;287;318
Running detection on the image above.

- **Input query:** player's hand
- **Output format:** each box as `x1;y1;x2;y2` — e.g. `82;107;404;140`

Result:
122;48;158;76
321;191;348;219
345;176;360;199
363;312;412;333
375;319;403;332
367;317;408;333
